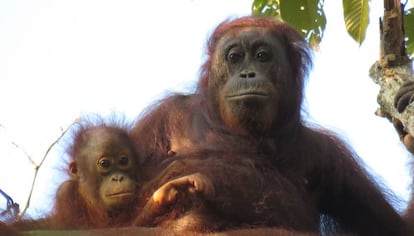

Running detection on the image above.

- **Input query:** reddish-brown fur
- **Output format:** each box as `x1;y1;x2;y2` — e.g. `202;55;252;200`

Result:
53;122;141;229
11;119;142;230
131;16;412;235
3;16;411;236
134;148;320;234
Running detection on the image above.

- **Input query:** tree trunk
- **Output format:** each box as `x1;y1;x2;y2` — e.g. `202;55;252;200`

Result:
370;0;413;146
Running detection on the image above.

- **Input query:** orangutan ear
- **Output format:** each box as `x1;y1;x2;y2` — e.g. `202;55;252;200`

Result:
69;161;79;177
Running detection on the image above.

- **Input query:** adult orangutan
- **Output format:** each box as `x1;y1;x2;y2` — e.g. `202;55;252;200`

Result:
131;16;412;235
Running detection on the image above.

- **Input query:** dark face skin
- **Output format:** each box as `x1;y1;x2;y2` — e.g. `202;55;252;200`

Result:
210;28;290;134
70;127;138;211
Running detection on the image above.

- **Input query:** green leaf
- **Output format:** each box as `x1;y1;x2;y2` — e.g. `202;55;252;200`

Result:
405;8;414;59
280;0;326;47
252;0;326;48
252;0;280;18
342;0;369;45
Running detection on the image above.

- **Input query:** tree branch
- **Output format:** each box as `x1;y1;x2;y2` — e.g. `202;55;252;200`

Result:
370;0;414;149
17;122;77;219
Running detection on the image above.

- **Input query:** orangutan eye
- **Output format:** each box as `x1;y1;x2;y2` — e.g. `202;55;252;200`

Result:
227;48;244;64
119;155;129;166
256;50;271;62
98;158;111;169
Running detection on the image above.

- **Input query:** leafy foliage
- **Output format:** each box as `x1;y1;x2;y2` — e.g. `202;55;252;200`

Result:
252;0;326;48
342;0;369;45
251;0;413;58
251;0;280;17
405;8;414;58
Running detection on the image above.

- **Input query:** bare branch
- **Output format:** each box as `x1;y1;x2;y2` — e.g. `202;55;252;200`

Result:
0;124;37;166
11;142;36;166
18;121;77;218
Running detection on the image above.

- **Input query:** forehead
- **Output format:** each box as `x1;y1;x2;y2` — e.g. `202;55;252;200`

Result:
86;127;119;141
215;27;283;51
82;128;128;152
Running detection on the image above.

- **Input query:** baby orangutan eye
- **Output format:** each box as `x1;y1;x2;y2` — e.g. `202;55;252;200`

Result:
119;155;129;166
98;158;111;169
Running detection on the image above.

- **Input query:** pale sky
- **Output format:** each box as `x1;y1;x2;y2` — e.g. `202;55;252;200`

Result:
0;0;413;218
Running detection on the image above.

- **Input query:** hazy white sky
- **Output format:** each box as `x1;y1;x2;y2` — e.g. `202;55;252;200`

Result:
0;0;413;217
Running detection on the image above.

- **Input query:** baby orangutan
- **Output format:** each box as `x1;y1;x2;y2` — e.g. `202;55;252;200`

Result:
12;119;141;230
51;120;141;228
